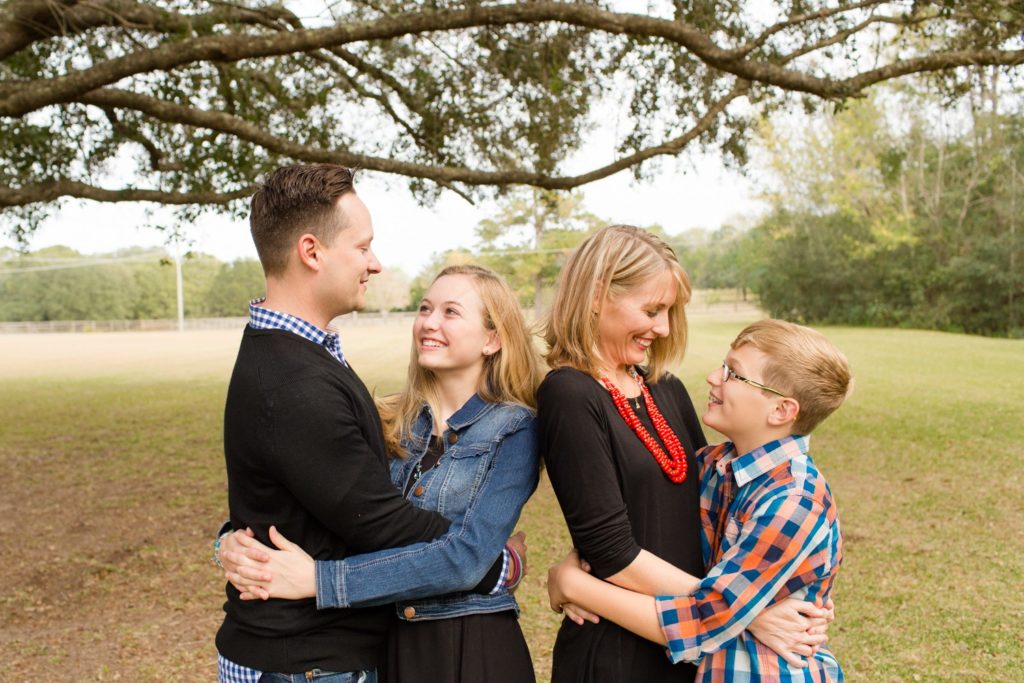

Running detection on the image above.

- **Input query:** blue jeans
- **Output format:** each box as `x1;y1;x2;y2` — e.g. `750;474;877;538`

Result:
258;670;376;683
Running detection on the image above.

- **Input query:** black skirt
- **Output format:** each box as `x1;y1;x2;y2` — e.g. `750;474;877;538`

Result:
385;610;536;683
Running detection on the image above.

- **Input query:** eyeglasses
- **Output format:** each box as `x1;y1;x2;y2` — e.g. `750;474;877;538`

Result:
721;363;787;397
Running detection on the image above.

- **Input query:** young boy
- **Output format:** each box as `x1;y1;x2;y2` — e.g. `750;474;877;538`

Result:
547;319;852;682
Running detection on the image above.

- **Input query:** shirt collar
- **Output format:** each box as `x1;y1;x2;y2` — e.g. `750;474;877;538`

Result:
717;434;810;487
247;298;345;364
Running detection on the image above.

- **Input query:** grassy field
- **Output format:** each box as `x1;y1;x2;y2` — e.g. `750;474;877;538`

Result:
1;314;1021;681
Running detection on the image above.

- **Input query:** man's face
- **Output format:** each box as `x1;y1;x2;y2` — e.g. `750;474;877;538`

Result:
318;193;381;316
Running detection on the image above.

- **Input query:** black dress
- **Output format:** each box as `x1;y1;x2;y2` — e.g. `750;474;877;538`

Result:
538;367;706;683
385;436;536;683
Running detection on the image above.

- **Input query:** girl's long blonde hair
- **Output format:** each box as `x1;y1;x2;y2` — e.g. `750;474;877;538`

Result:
378;264;542;457
544;225;691;382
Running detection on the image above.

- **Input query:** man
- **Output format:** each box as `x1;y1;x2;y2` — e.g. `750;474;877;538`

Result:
216;164;454;683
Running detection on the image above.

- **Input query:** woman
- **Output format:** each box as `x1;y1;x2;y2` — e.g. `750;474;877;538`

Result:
538;226;827;682
221;264;541;683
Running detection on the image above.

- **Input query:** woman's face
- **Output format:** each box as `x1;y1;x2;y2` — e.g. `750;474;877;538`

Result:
414;274;499;376
595;268;677;372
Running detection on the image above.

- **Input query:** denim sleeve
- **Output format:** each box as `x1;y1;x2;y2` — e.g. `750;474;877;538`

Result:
315;421;540;609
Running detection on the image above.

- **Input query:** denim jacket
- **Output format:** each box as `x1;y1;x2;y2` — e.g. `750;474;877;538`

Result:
314;393;540;621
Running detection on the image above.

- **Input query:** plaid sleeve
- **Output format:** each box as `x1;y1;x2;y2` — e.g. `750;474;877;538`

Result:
656;492;832;664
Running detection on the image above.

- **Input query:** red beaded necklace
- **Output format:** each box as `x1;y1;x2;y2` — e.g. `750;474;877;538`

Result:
600;369;689;484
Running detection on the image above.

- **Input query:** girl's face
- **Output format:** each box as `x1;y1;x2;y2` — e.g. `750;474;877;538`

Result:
595;268;677;372
414;274;500;376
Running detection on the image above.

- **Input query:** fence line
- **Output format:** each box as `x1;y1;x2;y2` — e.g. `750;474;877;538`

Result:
0;311;417;334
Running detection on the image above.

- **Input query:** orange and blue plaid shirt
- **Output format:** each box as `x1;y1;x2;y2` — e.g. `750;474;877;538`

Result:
656;435;844;682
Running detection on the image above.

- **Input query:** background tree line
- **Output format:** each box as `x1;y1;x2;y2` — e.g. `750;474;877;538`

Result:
743;82;1023;337
0;246;265;321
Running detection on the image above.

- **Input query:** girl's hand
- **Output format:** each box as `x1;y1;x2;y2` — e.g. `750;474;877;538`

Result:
748;598;831;668
223;526;316;601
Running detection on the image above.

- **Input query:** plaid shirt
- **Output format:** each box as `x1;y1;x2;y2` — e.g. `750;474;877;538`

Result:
248;298;346;366
656;435;844;682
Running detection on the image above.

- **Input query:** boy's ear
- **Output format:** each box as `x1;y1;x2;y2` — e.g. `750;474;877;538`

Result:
768;397;800;428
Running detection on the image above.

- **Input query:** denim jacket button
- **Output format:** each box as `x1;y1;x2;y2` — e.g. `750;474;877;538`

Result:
447;432;458;445
414;485;425;497
403;606;416;619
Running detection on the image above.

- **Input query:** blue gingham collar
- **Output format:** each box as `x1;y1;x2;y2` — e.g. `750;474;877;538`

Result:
716;434;810;487
247;298;345;364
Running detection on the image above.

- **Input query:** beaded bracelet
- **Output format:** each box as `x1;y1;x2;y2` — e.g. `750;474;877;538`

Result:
211;531;230;569
503;544;523;591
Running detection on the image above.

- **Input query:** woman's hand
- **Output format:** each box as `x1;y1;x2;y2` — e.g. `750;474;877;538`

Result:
748;598;832;668
222;526;316;601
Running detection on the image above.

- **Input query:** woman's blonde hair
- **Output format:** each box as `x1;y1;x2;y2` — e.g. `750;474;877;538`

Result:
544;225;691;382
379;264;542;457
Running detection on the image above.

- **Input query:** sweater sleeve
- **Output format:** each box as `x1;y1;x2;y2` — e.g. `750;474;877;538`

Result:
314;421;540;608
266;373;450;553
538;369;642;578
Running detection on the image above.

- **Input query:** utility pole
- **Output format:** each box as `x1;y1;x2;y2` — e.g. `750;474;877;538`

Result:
1011;157;1017;332
170;227;185;332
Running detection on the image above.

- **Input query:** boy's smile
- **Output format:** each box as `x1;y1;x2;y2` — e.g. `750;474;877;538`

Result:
703;344;790;454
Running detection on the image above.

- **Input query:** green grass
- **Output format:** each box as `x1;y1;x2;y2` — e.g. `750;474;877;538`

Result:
1;320;1021;681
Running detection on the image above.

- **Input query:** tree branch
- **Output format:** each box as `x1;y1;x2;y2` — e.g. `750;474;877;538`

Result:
733;0;889;59
74;81;747;191
0;0;292;61
0;179;251;207
5;3;1020;119
100;107;183;172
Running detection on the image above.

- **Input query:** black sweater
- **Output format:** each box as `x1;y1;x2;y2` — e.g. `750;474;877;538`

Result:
216;327;450;673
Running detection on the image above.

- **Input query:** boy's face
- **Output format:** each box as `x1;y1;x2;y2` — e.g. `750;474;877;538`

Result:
703;343;784;448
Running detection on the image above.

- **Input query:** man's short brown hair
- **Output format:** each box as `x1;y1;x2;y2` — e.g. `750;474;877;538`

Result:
249;164;356;276
732;319;853;434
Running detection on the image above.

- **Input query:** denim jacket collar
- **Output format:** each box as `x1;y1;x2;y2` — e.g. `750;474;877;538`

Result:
410;393;496;442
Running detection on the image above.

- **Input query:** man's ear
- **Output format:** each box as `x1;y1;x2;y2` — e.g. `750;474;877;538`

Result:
296;233;321;271
768;397;800;428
